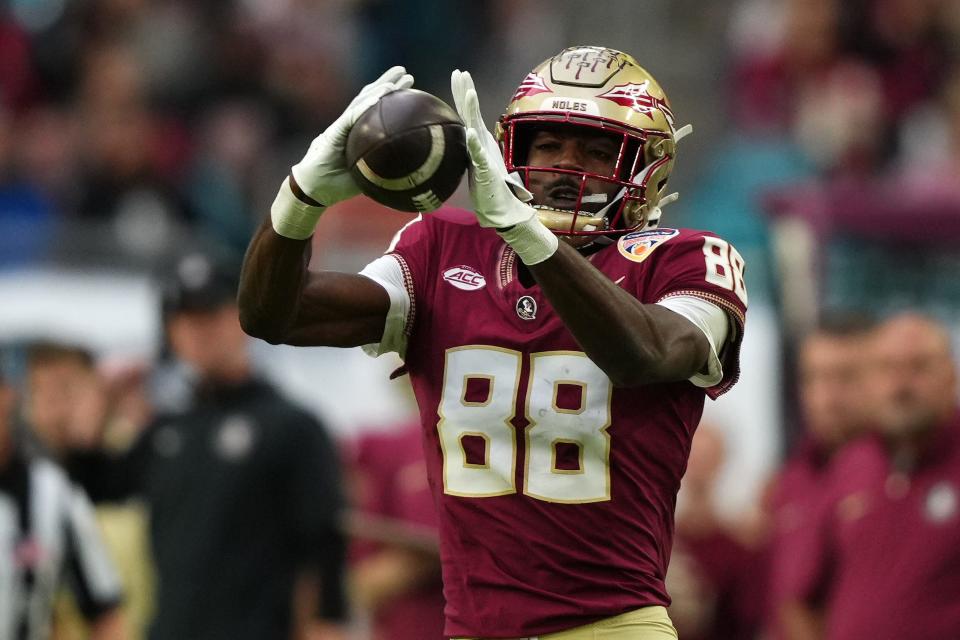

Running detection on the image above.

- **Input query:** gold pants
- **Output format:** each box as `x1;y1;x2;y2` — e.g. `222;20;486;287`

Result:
456;605;678;640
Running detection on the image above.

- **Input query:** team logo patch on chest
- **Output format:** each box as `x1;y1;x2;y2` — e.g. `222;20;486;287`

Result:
516;295;537;320
442;265;486;291
617;228;679;263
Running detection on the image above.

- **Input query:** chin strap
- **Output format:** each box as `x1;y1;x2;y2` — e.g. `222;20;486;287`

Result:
641;192;679;230
674;123;693;142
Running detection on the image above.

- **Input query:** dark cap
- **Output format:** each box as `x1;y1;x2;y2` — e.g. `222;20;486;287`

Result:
162;253;238;315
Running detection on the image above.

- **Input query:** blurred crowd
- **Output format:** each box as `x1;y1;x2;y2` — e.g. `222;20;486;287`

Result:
3;0;960;639
2;0;958;285
668;310;960;640
683;0;960;307
0;0;492;269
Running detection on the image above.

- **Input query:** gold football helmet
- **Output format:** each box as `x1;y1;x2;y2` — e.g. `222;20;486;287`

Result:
497;46;688;237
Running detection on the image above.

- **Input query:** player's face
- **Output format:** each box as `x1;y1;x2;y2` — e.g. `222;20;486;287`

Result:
799;334;872;449
869;316;957;438
525;127;622;213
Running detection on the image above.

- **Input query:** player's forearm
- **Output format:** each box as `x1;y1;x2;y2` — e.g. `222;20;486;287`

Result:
238;213;313;344
529;241;709;387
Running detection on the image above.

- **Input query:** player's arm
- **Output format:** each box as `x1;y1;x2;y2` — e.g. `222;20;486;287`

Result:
451;70;711;387
527;242;709;386
238;67;413;346
239;208;389;347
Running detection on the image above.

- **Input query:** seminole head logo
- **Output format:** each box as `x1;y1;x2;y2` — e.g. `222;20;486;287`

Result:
598;81;675;128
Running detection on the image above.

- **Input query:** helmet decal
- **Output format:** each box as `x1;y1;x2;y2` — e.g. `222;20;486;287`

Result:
551;47;627;86
511;73;552;102
597;82;676;130
536;96;600;115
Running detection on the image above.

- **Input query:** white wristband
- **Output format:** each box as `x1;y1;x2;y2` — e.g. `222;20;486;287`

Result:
270;177;327;240
497;216;559;265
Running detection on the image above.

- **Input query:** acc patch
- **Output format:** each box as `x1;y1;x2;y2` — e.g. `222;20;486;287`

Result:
443;265;486;291
617;228;679;263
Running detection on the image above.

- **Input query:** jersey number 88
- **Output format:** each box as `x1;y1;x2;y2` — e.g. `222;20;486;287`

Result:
438;347;612;504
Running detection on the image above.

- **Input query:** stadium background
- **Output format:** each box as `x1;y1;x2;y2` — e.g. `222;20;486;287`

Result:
1;0;958;607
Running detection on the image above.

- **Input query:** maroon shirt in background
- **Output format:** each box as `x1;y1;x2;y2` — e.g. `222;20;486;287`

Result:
350;426;446;640
672;529;766;640
387;209;748;638
764;436;832;636
795;412;960;640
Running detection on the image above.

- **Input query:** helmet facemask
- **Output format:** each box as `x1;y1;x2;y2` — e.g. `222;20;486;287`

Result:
501;116;676;240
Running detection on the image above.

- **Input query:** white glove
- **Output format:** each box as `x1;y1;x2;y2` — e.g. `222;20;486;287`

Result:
294;66;414;205
451;69;532;206
463;127;536;230
272;66;414;239
452;69;557;264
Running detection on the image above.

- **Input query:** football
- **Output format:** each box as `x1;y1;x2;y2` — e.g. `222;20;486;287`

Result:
346;88;468;213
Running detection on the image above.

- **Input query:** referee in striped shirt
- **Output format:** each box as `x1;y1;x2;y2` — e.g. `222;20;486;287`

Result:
0;368;127;639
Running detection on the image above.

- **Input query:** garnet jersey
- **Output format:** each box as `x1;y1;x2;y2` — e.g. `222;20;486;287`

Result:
362;209;747;638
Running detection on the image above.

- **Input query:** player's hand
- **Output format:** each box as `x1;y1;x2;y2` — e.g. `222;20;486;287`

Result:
450;69;556;263
451;70;533;202
450;69;534;229
292;66;414;207
464;128;537;229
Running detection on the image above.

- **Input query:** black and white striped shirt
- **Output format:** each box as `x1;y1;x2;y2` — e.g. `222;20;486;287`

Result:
0;452;122;640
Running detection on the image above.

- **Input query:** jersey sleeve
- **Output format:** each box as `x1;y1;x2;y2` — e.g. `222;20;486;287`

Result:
358;214;434;359
647;232;748;398
656;295;729;388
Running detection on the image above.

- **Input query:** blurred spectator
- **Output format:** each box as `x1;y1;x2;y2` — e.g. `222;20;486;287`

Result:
70;253;348;640
22;342;154;640
0;363;127;640
347;421;444;640
787;312;960;640
668;423;765;640
763;312;877;639
23;342;102;457
73;42;195;262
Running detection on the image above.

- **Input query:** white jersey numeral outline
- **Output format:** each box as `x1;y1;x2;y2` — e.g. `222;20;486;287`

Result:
702;236;748;305
438;347;612;503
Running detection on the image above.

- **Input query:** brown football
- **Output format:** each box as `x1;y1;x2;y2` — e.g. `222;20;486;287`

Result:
346;89;468;213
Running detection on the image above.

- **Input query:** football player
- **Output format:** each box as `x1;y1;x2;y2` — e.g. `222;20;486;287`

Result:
239;46;748;639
